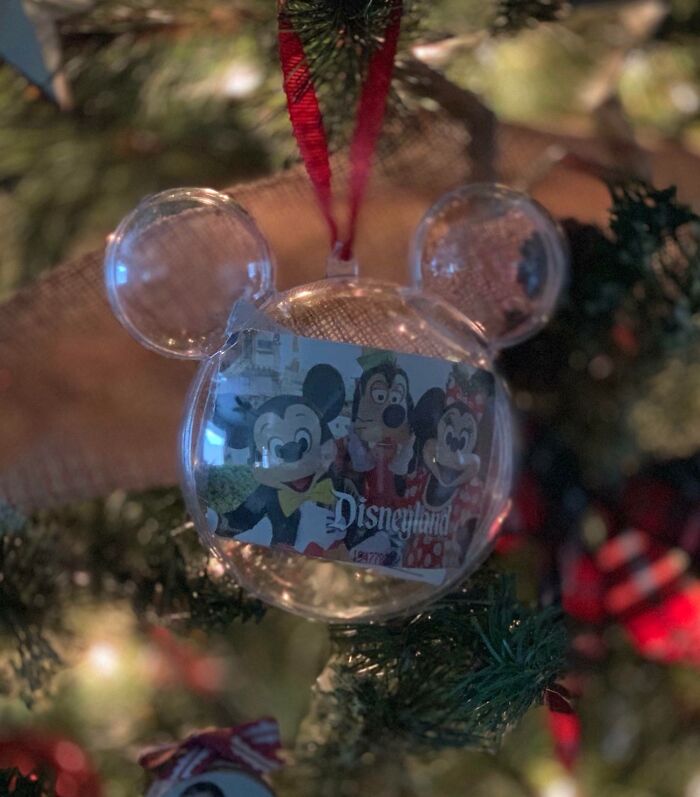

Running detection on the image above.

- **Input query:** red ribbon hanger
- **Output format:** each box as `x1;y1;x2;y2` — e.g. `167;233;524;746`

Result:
278;1;403;262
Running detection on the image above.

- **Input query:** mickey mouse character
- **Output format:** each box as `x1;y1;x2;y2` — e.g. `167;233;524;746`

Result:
347;351;415;504
217;364;345;547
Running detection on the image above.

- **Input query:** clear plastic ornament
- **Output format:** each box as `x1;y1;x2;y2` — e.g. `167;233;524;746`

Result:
104;188;273;359
105;184;568;623
412;183;568;348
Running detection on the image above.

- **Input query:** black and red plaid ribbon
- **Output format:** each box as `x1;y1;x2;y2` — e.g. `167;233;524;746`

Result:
500;443;700;770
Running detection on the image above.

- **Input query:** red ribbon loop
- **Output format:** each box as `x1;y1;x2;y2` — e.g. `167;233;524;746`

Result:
278;3;403;262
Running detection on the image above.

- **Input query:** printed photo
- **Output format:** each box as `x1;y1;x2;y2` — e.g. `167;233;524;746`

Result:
200;330;495;575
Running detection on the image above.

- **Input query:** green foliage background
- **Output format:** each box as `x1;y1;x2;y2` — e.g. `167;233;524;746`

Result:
2;2;700;796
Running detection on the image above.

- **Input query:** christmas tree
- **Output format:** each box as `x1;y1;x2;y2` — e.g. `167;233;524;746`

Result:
1;1;700;795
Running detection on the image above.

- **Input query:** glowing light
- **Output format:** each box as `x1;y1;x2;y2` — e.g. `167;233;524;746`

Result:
670;82;700;114
221;62;263;98
540;776;578;797
685;772;700;797
207;557;226;578
87;643;119;676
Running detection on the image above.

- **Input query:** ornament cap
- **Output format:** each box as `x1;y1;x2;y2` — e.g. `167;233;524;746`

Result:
326;243;359;278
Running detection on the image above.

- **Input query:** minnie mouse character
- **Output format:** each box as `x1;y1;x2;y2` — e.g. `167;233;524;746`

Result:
216;363;345;547
403;366;492;568
411;370;489;510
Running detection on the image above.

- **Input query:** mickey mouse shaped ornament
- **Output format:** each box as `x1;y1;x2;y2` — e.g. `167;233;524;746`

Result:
104;183;568;622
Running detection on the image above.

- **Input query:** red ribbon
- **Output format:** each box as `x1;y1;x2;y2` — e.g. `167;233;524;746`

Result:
278;2;403;261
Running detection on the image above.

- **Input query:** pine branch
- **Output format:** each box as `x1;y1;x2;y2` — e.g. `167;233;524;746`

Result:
283;0;405;80
608;182;700;337
0;490;264;704
282;0;416;142
0;511;66;707
501;179;700;481
292;570;568;792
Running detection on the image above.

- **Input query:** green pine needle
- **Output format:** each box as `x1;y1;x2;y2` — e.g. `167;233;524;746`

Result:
607;181;700;340
283;0;413;141
295;569;568;783
0;490;264;703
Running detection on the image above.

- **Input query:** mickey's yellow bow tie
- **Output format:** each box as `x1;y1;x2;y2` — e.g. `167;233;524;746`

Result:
279;476;336;517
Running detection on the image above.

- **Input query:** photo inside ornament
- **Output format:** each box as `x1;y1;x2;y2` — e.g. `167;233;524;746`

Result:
105;183;567;622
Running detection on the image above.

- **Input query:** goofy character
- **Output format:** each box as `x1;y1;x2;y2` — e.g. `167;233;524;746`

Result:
347;350;415;502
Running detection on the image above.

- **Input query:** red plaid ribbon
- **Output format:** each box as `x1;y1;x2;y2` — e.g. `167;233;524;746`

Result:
138;720;283;783
596;525;700;664
505;456;700;770
560;522;700;664
278;2;403;261
596;528;689;618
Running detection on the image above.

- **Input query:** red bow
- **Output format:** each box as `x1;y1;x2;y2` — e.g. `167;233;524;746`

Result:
138;720;283;783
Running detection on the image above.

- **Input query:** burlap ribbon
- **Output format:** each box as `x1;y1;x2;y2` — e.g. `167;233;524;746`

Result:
2;89;699;511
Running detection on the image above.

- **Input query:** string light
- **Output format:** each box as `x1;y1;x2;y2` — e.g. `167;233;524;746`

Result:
86;642;119;677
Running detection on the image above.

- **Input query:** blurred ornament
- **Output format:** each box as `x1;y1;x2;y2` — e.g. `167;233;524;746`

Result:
506;439;700;667
0;732;103;797
544;683;581;772
147;626;225;696
139;720;282;797
104;183;567;622
0;0;88;110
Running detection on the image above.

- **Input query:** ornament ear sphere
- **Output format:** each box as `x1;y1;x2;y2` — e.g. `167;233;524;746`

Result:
411;182;568;350
104;187;275;361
